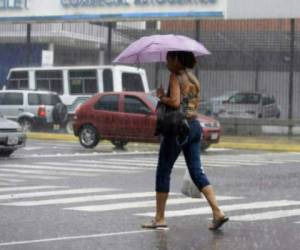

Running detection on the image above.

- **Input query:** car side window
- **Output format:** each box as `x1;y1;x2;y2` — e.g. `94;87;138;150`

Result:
125;96;150;114
1;93;23;105
94;95;119;111
263;97;275;105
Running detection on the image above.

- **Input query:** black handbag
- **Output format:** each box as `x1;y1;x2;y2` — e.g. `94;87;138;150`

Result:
155;100;190;139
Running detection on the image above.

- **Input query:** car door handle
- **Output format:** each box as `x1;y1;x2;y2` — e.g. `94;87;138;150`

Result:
18;108;24;112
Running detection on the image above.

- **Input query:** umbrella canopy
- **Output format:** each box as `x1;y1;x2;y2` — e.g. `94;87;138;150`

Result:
113;34;210;64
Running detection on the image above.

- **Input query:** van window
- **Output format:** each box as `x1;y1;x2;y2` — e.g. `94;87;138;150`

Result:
0;92;23;105
122;73;144;92
103;69;113;92
35;71;63;94
7;71;29;90
69;70;98;95
94;95;118;111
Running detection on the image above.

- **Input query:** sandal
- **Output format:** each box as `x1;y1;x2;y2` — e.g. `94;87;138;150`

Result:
142;220;169;230
209;216;229;231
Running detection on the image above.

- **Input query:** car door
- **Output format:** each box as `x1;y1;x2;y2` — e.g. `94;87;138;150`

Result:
92;94;121;137
262;96;275;118
122;95;155;141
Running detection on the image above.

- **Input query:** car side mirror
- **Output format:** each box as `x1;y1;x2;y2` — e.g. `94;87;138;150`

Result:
222;100;229;104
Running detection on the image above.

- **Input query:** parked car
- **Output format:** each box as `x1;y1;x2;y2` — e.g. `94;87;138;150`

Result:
0;90;68;131
73;92;221;151
209;90;239;116
0;114;26;157
219;92;281;119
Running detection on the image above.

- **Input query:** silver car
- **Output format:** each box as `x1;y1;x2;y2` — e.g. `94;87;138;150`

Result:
219;92;281;119
0;90;68;131
0;115;26;157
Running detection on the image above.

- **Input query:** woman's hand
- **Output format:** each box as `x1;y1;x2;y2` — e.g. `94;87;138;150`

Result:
156;86;165;99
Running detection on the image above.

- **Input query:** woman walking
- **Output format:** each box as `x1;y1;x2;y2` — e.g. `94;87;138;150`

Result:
142;51;228;230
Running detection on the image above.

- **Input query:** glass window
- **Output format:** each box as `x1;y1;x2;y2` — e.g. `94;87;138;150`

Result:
35;70;63;94
0;93;5;104
94;95;118;111
229;93;261;104
122;73;144;92
125;96;150;114
103;69;113;92
1;93;23;105
28;93;61;106
69;70;98;95
7;71;29;89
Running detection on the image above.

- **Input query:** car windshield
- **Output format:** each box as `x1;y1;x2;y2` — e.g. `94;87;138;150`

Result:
229;93;261;104
146;94;159;108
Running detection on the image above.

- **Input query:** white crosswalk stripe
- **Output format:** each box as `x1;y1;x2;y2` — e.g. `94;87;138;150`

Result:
0;192;161;206
136;200;300;218
0;177;24;183
0;185;300;222
65;196;241;212
0;188;116;200
0;173;64;180
230;209;300;221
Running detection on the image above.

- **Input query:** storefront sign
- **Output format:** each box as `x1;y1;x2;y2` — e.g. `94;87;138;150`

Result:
0;0;227;22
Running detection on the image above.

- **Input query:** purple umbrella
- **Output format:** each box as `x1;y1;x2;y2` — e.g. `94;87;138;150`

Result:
113;34;210;64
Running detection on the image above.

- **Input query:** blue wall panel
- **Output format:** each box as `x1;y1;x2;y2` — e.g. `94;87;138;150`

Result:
0;44;47;88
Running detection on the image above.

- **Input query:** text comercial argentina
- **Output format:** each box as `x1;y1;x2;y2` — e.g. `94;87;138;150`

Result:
61;0;217;7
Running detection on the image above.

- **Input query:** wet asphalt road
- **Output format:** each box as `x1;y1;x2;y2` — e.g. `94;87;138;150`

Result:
0;140;299;250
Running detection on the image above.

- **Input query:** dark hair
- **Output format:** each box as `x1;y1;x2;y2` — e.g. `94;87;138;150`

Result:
167;51;197;69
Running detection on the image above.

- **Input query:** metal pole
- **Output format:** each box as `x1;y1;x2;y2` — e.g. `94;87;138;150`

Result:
195;20;200;79
26;23;32;66
288;18;295;135
107;22;113;64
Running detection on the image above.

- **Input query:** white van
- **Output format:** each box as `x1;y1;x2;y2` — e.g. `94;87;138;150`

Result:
4;65;150;132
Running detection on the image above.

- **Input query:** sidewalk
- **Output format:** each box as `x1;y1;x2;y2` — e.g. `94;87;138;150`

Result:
27;132;300;152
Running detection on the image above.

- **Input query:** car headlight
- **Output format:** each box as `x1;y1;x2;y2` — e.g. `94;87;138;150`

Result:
16;126;23;132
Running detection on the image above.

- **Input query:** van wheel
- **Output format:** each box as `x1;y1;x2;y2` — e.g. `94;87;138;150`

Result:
79;125;99;148
19;118;33;132
111;140;128;149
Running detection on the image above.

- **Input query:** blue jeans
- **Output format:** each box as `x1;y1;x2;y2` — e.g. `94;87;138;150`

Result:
155;119;210;193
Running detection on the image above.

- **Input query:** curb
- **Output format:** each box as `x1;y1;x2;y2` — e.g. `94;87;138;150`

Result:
27;132;300;152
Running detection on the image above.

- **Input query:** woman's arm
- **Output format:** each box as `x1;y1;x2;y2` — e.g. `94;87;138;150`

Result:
160;73;181;109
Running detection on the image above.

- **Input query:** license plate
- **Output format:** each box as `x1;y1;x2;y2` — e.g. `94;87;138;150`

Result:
7;136;18;145
210;133;218;140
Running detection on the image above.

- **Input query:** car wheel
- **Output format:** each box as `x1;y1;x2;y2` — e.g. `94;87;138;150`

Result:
53;103;68;124
200;144;210;152
18;118;33;132
0;149;14;157
65;119;74;134
79;125;99;148
111;139;128;149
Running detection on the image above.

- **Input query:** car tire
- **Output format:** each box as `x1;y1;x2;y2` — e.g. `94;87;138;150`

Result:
65;119;74;134
18;118;33;132
53;103;68;124
0;149;14;157
79;125;99;148
111;139;128;149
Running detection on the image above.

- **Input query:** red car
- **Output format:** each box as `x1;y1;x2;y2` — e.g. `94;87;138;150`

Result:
73;92;221;151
